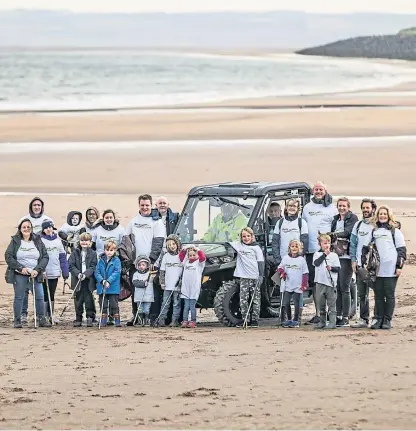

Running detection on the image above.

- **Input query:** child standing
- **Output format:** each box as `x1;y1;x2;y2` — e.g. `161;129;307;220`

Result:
159;234;183;327
229;227;264;328
278;240;309;328
68;232;97;327
59;211;84;253
132;255;155;326
313;233;341;329
94;240;122;327
179;245;206;328
41;220;70;323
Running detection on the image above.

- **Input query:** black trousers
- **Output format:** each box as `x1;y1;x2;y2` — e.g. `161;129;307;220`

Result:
374;277;397;322
99;294;119;316
336;259;353;318
74;280;95;321
43;278;58;302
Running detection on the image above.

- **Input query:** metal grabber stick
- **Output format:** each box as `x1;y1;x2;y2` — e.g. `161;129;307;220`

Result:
60;279;81;317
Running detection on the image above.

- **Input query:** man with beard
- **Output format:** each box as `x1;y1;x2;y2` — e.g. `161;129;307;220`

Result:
155;196;180;236
203;198;247;243
125;194;166;326
350;198;377;328
302;182;338;325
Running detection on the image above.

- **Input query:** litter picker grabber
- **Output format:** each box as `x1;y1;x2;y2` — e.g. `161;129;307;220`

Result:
324;256;336;289
279;278;286;325
153;289;174;327
60;279;81;317
98;286;107;330
44;274;55;325
242;279;261;330
31;277;37;328
133;290;145;326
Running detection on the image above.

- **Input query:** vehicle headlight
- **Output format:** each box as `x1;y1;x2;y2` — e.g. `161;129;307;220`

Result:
208;257;220;264
219;256;233;263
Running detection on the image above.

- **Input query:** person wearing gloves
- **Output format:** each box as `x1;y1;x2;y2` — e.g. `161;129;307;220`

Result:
272;198;308;265
350;199;377;328
132;255;156;327
302;181;338;325
158;234;184;327
179;245;206;328
68;232;97;327
18;197;53;235
364;206;406;330
40;220;70;323
82;206;100;235
59;211;84;253
94;240;122;328
330;197;359;328
278;240;309;328
313;233;341;330
229;227;264;328
92;209;125;257
5;218;51;328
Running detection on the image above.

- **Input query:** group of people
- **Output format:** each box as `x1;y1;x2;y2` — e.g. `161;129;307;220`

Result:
270;182;407;330
4;181;408;331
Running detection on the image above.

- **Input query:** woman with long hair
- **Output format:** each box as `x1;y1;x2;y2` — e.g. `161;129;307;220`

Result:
369;206;406;330
5;219;51;328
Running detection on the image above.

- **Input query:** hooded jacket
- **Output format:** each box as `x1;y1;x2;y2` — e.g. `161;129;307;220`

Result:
94;253;121;295
41;232;70;279
18;197;53;235
84;206;100;233
330;210;359;257
132;255;155;303
59;211;84;242
5;232;49;284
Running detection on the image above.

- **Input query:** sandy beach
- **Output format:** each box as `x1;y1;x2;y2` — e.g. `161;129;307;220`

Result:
1;81;416;429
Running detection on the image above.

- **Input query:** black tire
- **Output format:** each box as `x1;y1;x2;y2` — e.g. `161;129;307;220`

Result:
260;282;281;318
214;280;242;327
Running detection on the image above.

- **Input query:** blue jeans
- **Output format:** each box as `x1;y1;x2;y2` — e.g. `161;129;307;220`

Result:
22;289;29;316
160;290;181;322
183;298;197;322
14;274;45;320
137;302;151;315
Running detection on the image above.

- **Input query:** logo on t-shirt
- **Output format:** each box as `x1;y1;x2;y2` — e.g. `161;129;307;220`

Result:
134;223;151;229
100;235;117;241
46;246;61;253
358;230;370;237
282;227;299;234
239;250;254;257
166;262;182;268
185;265;196;271
309;211;324;217
286;264;301;271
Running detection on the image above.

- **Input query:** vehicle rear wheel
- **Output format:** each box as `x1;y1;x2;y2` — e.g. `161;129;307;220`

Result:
260;282;281;318
214;280;242;327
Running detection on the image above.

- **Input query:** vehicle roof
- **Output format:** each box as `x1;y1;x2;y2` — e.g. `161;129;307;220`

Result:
188;182;311;197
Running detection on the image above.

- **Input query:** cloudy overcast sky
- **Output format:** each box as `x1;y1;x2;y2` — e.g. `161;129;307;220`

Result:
1;0;416;13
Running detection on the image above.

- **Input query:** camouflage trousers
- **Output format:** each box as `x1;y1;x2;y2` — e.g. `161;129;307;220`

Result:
239;278;261;321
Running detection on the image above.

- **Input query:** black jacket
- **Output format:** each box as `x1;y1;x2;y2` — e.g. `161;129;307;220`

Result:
330;211;358;255
160;208;180;237
68;248;98;291
5;233;49;284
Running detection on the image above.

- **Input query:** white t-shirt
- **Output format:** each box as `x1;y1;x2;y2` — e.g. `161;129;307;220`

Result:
59;222;84;246
181;257;206;300
351;220;373;266
313;251;340;287
16;240;40;270
92;224;126;257
125;214;166;257
274;218;309;258
373;227;405;278
302;202;337;253
81;250;87;273
41;236;66;278
278;255;309;293
230;241;264;279
19;214;53;236
160;253;183;291
133;271;155;303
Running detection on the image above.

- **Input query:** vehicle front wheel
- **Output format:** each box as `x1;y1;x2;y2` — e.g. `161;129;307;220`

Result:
214;280;242;327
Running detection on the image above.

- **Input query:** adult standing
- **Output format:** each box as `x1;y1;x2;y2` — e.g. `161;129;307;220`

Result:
5;219;51;328
366;206;406;330
349;199;377;328
330;197;358;327
302;182;338;325
155;196;180;236
125;194;166;325
19;197;53;235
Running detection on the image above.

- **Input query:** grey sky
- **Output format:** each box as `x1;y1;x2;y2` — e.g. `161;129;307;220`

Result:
1;0;416;13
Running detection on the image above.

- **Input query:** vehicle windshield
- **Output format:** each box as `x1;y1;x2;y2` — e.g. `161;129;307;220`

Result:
175;196;258;243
